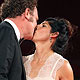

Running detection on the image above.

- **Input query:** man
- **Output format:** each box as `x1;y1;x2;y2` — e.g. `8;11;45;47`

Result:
0;0;38;80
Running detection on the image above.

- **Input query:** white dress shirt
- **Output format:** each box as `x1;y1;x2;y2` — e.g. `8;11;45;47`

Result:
4;19;20;41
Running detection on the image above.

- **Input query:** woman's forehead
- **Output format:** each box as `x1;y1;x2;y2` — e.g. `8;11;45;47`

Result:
41;21;48;24
41;21;50;26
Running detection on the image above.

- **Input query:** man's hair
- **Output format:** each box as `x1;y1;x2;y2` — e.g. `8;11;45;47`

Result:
0;0;38;20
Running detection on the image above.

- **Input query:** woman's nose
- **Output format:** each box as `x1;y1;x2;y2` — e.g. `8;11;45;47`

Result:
37;24;41;29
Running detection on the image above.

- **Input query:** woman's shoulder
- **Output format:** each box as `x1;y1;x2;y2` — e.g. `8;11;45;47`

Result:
57;59;74;80
54;52;72;71
54;52;65;60
60;60;73;73
52;52;67;72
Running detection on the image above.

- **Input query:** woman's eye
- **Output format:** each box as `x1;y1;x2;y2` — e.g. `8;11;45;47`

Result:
42;24;46;27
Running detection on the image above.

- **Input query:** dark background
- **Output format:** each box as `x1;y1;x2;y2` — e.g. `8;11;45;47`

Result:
0;0;80;80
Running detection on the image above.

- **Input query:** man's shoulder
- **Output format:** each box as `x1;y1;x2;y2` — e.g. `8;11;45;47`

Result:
0;21;13;30
0;21;15;36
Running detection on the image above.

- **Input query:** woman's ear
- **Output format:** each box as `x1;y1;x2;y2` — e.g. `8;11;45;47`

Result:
24;8;31;20
50;32;59;38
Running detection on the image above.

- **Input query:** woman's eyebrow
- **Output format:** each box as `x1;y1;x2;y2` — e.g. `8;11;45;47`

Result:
42;22;48;25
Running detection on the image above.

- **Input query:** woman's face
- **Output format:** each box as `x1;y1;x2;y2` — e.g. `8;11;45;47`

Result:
32;21;51;42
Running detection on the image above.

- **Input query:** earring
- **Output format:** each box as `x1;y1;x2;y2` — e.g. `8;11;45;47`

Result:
50;37;52;42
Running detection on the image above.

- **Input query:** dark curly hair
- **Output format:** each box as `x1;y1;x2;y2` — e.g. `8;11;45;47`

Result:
0;0;38;20
45;17;73;55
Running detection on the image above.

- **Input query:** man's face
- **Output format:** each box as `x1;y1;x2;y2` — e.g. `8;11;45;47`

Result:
24;7;38;40
29;7;38;28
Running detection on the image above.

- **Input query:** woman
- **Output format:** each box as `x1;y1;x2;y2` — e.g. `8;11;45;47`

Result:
24;17;74;80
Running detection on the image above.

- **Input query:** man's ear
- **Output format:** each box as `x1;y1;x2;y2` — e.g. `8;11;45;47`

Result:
50;32;59;38
24;8;31;20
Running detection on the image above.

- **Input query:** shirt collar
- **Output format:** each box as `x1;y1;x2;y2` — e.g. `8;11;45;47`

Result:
4;19;20;41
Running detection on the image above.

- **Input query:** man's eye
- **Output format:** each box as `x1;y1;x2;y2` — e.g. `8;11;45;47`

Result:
42;24;46;27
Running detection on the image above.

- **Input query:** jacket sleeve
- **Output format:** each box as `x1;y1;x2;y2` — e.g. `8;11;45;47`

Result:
0;26;15;80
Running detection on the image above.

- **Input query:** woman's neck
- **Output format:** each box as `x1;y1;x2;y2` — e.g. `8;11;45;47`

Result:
33;42;54;62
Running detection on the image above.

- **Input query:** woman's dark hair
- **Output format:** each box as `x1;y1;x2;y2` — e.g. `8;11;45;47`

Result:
45;17;73;55
0;0;38;20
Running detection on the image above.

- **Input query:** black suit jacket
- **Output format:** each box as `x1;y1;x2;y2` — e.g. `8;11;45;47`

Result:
0;21;26;80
